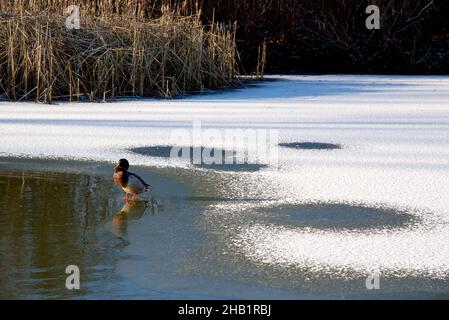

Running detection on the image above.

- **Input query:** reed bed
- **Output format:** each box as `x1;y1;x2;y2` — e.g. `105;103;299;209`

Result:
0;0;189;19
0;3;239;102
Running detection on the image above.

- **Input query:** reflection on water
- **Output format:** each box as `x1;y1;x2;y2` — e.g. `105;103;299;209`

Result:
112;199;164;236
0;170;124;299
0;164;195;299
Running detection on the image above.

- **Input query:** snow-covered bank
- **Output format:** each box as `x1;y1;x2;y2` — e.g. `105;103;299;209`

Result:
2;75;449;279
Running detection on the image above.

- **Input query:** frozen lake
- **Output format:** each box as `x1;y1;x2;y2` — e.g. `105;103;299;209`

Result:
1;75;449;299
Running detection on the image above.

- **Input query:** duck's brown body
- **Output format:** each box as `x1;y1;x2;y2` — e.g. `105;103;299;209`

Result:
112;169;128;188
113;169;128;189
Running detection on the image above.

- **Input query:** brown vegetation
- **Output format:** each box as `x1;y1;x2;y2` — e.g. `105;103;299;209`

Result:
0;1;239;102
1;0;447;102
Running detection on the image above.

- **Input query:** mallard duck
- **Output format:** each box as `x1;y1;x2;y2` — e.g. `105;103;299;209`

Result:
113;159;151;201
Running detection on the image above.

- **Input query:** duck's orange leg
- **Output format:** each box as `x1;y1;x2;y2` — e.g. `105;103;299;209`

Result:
125;194;138;206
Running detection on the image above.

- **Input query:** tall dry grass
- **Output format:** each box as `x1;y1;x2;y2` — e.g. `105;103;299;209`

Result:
0;2;239;102
0;0;189;19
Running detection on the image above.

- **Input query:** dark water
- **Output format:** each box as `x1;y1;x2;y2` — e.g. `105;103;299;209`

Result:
0;159;207;299
0;158;295;299
261;204;418;230
279;142;342;150
131;146;268;172
1;158;448;299
0;170;120;299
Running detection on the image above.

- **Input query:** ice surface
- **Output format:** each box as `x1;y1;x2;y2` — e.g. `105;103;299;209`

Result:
1;75;449;278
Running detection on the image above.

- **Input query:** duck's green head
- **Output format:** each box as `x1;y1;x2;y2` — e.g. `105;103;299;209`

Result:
115;158;130;170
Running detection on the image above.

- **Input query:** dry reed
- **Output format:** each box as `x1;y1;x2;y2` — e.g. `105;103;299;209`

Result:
0;1;239;102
